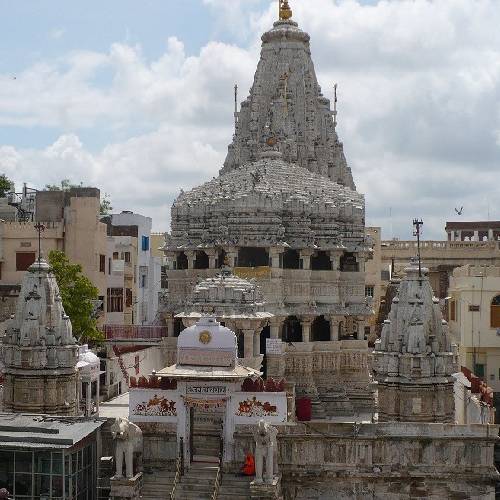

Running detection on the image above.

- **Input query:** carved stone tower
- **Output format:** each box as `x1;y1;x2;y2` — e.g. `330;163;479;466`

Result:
373;261;458;422
2;259;79;415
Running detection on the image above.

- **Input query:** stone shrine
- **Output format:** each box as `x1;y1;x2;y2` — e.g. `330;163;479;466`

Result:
162;0;373;417
2;258;79;415
373;260;458;422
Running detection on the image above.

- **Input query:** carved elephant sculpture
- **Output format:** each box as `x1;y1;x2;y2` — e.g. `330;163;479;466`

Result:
111;417;143;479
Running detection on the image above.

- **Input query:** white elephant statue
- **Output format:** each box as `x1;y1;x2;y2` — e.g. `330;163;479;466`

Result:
111;417;143;479
253;419;279;484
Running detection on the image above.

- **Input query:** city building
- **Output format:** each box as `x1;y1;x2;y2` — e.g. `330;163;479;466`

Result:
0;187;108;328
448;265;500;402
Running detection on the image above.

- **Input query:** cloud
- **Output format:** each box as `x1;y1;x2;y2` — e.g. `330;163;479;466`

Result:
49;28;66;40
1;0;499;237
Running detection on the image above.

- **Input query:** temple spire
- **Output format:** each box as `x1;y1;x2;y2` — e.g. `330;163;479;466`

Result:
279;0;292;20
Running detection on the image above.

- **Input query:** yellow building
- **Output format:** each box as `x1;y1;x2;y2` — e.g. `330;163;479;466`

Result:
448;265;500;393
0;188;108;325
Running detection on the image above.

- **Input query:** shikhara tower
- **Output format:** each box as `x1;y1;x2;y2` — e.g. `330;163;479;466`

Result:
163;4;373;415
2;259;79;415
373;260;458;422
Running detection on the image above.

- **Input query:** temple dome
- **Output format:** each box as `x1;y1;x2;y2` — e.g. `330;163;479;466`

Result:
170;157;364;250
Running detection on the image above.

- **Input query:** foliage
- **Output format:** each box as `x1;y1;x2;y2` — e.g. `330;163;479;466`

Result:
100;193;113;215
48;250;103;344
0;174;12;197
45;179;83;191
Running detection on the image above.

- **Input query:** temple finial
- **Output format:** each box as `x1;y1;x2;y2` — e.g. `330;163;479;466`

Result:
279;0;293;20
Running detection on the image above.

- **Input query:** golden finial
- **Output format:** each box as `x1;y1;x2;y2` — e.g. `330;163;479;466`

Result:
279;0;293;20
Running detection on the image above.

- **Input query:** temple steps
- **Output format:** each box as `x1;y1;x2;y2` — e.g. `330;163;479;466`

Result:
142;469;176;499
174;463;219;500
217;474;252;499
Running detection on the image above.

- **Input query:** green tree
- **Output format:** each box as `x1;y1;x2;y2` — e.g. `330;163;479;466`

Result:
45;179;83;191
0;174;13;197
48;250;103;344
100;193;113;215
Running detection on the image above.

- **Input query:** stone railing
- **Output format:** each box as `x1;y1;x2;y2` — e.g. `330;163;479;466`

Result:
103;325;168;341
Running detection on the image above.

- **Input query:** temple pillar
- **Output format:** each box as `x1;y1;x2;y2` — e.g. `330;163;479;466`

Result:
226;247;238;267
329;315;341;341
206;248;218;269
301;317;313;343
269;248;284;269
185;250;196;269
167;315;175;337
300;250;313;271
329;251;341;271
356;320;367;340
270;317;283;339
243;329;254;359
253;332;260;357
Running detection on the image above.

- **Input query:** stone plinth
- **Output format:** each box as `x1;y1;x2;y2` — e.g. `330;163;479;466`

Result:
250;476;283;500
109;473;143;500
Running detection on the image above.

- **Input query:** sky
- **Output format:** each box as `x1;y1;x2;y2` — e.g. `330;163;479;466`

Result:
0;0;499;239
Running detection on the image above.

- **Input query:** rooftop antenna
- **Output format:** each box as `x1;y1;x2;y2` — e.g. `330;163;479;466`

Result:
333;83;338;129
34;222;46;280
412;218;424;279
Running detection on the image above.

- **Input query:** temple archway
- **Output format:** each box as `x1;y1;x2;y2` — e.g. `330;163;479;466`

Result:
311;315;330;341
237;247;269;267
283;249;301;269
282;316;302;343
176;252;188;270
311;251;331;271
194;251;209;270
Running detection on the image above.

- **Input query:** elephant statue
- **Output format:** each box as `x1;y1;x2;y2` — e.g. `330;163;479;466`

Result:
111;417;143;479
253;419;279;484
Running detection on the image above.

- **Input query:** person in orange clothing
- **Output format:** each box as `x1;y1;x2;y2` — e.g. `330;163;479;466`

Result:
241;450;255;476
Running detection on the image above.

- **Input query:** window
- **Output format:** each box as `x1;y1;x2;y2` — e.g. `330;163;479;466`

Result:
16;252;36;271
491;295;500;328
107;288;124;313
140;274;147;288
124;251;131;263
474;363;485;379
142;236;150;251
113;252;119;260
108;257;112;275
449;299;456;322
99;254;106;273
125;288;133;307
365;286;374;298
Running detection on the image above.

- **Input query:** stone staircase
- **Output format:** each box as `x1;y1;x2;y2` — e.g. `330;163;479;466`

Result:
174;462;218;500
217;473;252;500
142;469;176;499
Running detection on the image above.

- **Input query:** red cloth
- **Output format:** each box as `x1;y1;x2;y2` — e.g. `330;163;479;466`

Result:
241;453;255;476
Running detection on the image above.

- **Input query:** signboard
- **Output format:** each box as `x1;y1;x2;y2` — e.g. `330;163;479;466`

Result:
468;305;480;312
266;338;283;355
178;348;234;367
186;384;227;395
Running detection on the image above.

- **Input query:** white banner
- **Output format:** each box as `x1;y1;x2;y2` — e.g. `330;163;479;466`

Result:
232;392;288;424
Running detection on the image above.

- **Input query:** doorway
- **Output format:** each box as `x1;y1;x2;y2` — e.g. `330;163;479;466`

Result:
189;405;223;463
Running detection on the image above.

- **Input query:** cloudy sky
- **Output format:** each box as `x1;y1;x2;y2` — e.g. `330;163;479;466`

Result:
0;0;499;239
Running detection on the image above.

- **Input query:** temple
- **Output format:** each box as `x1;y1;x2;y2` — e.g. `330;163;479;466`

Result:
162;2;373;419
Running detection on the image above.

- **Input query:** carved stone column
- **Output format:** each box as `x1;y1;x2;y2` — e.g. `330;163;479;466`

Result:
329;315;341;341
226;247;238;267
329;250;341;271
253;331;261;357
184;250;196;269
356;319;367;340
167;315;175;338
269;316;283;339
243;329;255;359
269;248;284;269
299;250;313;271
301;317;313;343
205;248;218;269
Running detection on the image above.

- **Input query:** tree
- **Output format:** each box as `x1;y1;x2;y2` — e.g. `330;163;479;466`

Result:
100;193;113;215
48;250;103;344
45;179;83;191
0;174;12;197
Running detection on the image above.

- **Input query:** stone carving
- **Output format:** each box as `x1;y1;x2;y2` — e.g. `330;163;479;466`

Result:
111;417;143;479
253;419;279;484
373;261;458;422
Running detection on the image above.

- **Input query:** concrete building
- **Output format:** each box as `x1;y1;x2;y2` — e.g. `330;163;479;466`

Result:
0;187;108;327
448;265;500;392
103;212;161;325
446;221;500;242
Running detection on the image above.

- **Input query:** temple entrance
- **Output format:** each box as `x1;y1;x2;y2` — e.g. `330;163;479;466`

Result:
189;404;224;463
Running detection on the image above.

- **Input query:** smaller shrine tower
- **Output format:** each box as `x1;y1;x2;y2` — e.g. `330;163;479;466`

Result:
373;260;458;422
2;259;79;415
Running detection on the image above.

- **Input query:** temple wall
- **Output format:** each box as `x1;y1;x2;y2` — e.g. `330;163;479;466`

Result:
232;422;499;500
